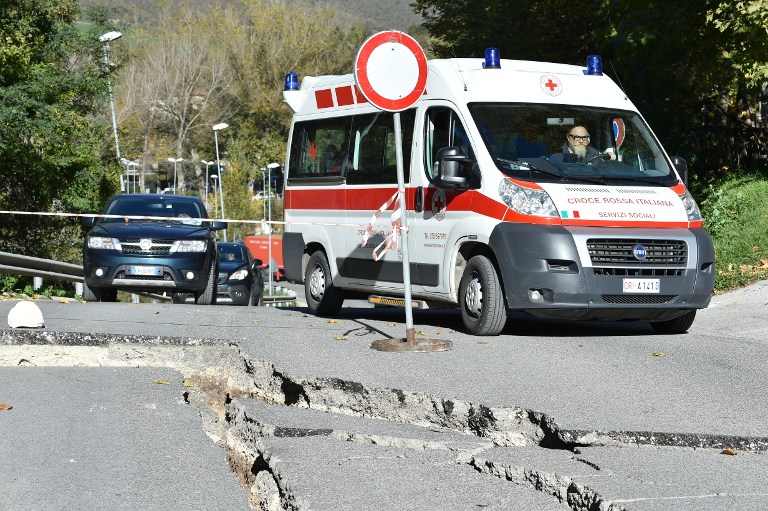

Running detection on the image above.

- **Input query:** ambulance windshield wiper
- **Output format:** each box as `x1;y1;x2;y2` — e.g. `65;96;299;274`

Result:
495;158;564;179
496;158;608;185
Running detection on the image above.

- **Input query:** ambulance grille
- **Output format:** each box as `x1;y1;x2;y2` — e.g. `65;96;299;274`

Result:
592;268;684;277
602;294;677;304
587;239;687;265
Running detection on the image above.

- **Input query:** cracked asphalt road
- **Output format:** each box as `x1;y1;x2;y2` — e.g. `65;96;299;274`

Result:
1;280;767;510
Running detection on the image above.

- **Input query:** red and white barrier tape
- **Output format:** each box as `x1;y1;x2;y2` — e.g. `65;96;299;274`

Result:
358;190;407;261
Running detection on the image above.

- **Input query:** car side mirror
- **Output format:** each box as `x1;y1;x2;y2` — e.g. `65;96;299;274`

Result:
433;146;472;190
252;258;263;269
81;216;96;227
210;220;228;230
671;156;688;185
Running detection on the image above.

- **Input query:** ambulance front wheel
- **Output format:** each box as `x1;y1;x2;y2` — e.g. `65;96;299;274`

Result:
305;250;344;316
459;255;507;336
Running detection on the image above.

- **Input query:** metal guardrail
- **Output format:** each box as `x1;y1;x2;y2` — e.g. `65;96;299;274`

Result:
0;251;83;283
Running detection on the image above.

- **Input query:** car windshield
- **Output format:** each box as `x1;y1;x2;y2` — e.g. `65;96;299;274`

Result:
102;198;204;225
468;103;677;187
219;245;247;263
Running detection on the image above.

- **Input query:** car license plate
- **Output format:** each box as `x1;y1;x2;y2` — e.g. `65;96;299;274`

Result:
130;265;160;276
623;278;660;293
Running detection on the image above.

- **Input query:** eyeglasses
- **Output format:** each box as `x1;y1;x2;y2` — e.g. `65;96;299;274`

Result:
568;134;590;142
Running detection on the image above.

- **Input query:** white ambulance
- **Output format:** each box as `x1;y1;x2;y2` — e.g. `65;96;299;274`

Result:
280;51;715;336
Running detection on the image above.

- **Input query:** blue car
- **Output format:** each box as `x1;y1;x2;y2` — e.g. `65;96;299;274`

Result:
216;242;265;306
81;194;226;303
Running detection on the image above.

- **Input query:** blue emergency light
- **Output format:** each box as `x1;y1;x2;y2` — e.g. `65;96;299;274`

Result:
284;72;299;91
483;48;500;69
586;55;603;75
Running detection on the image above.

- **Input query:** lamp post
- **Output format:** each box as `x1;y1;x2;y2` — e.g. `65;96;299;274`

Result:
168;157;183;193
266;162;280;294
213;122;229;241
201;160;214;211
99;31;123;161
260;167;267;221
211;174;218;218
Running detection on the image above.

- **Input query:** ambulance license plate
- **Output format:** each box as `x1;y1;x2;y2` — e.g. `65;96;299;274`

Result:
623;278;660;293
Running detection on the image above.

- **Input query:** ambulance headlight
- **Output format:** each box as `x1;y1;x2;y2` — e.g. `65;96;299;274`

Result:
678;189;702;221
498;180;558;218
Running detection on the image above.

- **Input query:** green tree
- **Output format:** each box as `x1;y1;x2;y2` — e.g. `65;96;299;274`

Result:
0;0;119;261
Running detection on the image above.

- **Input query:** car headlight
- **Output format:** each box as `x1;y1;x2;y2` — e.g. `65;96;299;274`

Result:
173;240;207;252
87;236;116;250
498;179;558;217
229;269;249;281
678;189;702;221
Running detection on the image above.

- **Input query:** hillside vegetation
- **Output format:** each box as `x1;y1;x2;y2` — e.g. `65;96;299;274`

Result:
79;0;423;32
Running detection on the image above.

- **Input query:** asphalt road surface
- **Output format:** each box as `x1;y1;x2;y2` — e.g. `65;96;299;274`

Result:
1;280;767;510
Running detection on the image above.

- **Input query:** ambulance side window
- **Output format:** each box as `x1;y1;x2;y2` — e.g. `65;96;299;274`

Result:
288;117;349;180
424;107;475;180
346;109;414;185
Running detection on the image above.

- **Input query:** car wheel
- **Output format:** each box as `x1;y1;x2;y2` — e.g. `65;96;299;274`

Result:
82;280;98;302
651;310;696;334
82;281;117;302
171;292;189;304
305;251;343;315
100;288;118;302
250;285;263;307
195;262;218;305
459;255;507;336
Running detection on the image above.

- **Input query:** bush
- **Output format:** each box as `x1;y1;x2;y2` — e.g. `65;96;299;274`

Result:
700;174;768;291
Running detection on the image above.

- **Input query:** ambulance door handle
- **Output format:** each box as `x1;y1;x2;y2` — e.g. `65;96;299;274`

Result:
415;186;424;213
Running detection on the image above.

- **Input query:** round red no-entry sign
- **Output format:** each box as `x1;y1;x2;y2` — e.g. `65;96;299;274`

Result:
354;31;427;112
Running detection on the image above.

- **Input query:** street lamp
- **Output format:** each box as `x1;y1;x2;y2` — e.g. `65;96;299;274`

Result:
100;31;122;161
210;174;218;218
201;160;214;211
266;162;280;294
168;157;183;194
213;122;229;241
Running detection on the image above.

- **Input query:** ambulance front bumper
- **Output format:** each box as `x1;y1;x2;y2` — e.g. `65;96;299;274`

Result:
488;224;715;321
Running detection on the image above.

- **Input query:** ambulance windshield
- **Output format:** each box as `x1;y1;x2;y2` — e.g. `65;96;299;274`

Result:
469;103;677;186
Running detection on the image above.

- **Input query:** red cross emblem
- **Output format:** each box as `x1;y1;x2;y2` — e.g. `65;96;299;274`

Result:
431;189;447;221
540;75;562;96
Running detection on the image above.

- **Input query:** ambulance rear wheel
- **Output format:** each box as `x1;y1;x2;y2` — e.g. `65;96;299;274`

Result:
459;255;507;336
305;251;344;316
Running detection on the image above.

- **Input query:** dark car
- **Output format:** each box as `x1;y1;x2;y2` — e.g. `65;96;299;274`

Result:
216;242;264;306
81;194;226;304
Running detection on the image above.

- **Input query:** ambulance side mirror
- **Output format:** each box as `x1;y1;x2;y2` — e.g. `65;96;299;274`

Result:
433;146;471;190
671;156;688;186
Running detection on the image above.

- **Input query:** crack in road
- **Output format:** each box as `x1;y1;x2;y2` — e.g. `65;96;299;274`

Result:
2;330;765;510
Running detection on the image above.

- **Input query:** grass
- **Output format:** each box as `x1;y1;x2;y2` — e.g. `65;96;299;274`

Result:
699;174;768;292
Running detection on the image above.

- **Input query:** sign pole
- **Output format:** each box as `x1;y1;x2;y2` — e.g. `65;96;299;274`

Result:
393;112;416;343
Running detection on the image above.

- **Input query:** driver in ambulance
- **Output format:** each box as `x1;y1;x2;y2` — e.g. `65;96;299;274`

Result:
550;125;600;163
